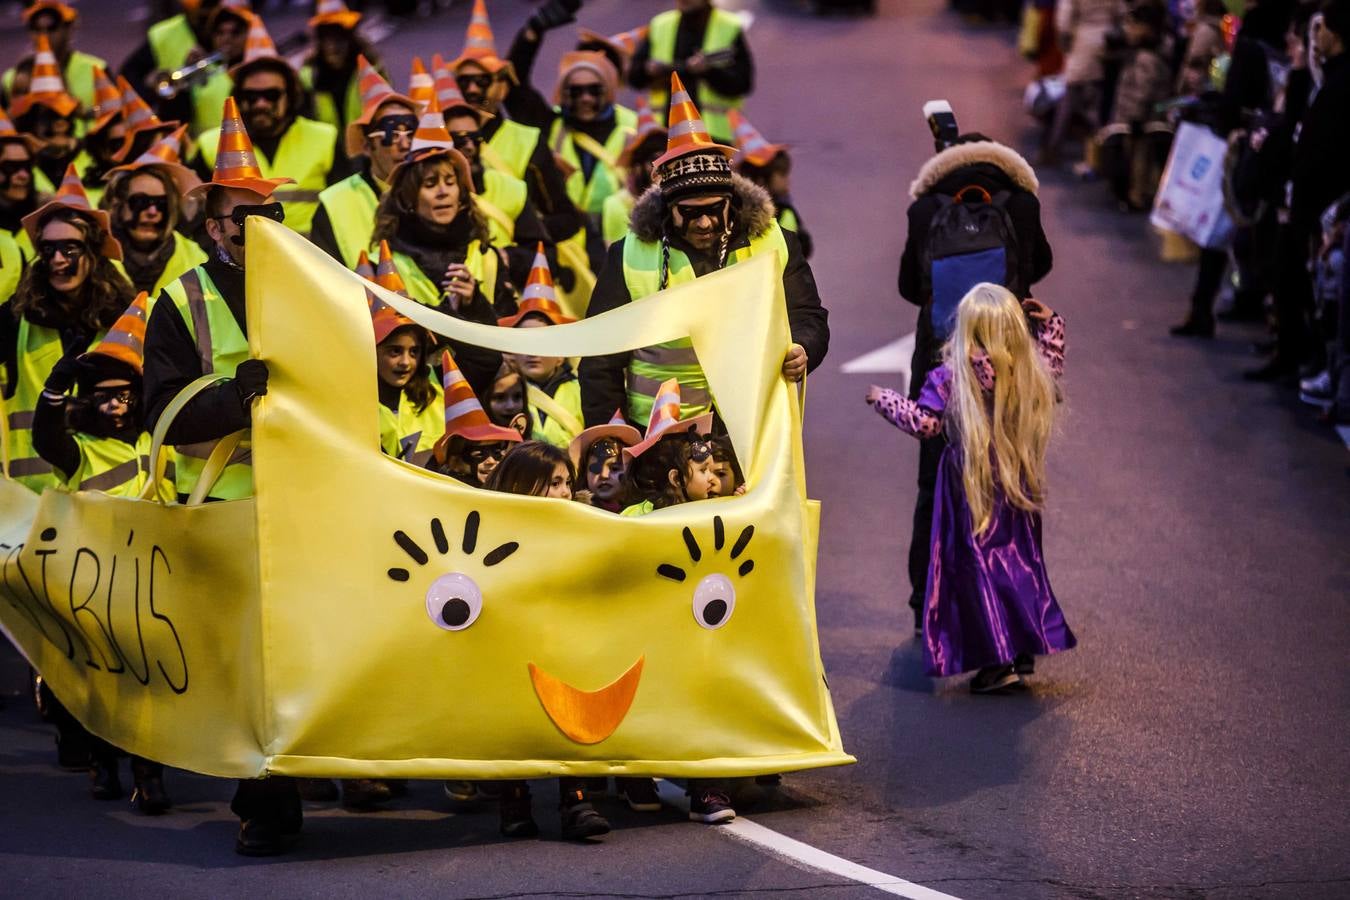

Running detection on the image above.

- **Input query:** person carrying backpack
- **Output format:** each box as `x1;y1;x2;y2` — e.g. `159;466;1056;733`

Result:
897;129;1053;635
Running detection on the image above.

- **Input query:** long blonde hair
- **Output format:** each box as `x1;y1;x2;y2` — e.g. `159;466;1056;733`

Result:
942;283;1058;535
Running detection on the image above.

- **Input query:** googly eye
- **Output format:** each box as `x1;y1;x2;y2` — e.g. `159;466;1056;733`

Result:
425;573;483;631
692;574;735;630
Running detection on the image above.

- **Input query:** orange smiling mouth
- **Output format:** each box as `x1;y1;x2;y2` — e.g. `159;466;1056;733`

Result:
528;657;644;745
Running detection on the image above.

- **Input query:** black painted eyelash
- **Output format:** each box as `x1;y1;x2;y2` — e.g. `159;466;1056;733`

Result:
657;516;755;583
387;511;518;582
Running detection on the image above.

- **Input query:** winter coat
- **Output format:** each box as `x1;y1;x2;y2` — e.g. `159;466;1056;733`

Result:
1055;0;1117;84
1110;46;1173;126
1290;54;1350;234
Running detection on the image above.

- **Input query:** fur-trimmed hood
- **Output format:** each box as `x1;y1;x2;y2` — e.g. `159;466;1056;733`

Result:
909;140;1039;199
629;173;777;243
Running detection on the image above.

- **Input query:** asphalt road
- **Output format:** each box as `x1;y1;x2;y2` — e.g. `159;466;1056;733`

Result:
2;2;1348;898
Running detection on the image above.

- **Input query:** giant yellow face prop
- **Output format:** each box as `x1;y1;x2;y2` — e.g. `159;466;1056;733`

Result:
0;220;852;779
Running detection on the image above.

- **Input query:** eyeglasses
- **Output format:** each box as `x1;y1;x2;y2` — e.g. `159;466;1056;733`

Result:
673;199;729;223
449;130;482;150
237;87;285;106
367;114;418;146
0;159;32;177
36;239;84;263
91;388;137;407
455;73;497;92
126;193;169;216
212;202;286;228
465;443;509;464
564;83;605;100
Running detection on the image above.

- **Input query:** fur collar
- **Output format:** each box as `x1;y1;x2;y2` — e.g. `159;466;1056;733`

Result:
908;140;1039;199
629;174;777;243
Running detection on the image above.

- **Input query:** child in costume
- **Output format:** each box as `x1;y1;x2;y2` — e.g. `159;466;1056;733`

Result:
366;242;444;467
29;291;174;814
709;433;746;498
619;380;720;517
498;244;583;449
480;441;614;841
428;350;522;486
568;409;640;512
729;109;812;259
485;363;531;435
865;283;1075;694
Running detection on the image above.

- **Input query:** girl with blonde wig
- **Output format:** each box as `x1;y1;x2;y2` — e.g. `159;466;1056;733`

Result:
866;283;1076;694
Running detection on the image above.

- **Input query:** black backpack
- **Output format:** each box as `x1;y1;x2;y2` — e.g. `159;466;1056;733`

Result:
921;185;1022;340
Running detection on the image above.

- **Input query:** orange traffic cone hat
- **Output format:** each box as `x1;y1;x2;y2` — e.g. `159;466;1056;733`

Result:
88;66;126;135
434;350;523;462
374;239;408;294
498;243;575;327
0;106;42;154
345;55;418;157
394;91;473;191
408;57;435;108
432;53;488;121
622;378;715;461
354;248;375;279
9;33;77;119
309;0;361;30
82;292;150;375
575;24;648;75
568;407;641;472
186;97;295;201
22;164;122;260
111;76;177;163
448;0;516;82
229;11;299;85
23;2;78;25
617;93;667;168
107;124;202;197
729;109;787;169
653;72;736;170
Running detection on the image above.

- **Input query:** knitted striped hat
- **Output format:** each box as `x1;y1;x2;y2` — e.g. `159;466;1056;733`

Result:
9;34;77;119
82;292;150;375
345;55;418;157
653;73;735;196
89;66;125;135
568;408;641;472
309;0;361;30
729;109;787;169
622;378;715;461
616;93;666;168
107;123;202;197
408;57;435;109
434;349;523;461
498;243;575;327
448;0;516;82
22;163;122;260
186;96;295;201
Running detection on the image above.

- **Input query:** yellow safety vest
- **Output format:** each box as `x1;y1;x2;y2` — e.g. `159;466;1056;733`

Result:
160;266;252;500
778;206;799;233
478;169;527;248
620;499;655;517
0;230;22;308
190;68;234;138
148;14;197;73
620;222;788;425
484;119;542;182
64;431;175;501
111;232;208;299
300;64;364;134
527;377;583;448
4;318;102;492
601;188;634;247
386;241;498;310
201;116;337;235
647;9;745;143
377;377;444;466
317;173;381;268
547;106;636;216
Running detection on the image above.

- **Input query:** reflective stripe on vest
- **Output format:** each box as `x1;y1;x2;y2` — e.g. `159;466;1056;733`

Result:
620;222;788;425
479;169;527;247
148;14;197;73
484;119;542;182
647;9;744;142
547;106;636;215
387;241;497;309
317;173;380;267
162;266;253;499
68;431;175;500
201;116;337;234
5;319;102;492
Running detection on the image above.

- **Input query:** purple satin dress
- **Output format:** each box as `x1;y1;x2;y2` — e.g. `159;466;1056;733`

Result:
870;313;1076;677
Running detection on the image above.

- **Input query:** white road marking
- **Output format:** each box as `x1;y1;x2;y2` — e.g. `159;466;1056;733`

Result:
655;780;962;900
1337;425;1350;451
841;334;915;378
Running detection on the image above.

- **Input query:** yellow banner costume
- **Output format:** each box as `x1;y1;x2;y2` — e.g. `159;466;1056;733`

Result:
0;220;851;780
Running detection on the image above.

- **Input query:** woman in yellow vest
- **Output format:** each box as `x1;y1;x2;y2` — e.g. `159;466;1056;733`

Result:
370;98;515;400
2;166;135;492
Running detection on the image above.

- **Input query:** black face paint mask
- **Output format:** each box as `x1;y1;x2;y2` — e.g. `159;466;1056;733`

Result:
212;202;285;246
586;439;622;476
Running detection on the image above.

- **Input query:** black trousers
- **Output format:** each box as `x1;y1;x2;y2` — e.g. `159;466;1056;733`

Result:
1273;223;1316;364
906;312;947;613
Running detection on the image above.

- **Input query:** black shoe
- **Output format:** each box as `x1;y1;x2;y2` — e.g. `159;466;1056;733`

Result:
55;734;92;771
130;760;171;815
616;777;662;812
1169;317;1215;338
1013;653;1035;676
970;665;1022;694
688;787;736;823
235;818;299;856
559;794;610;840
90;757;122;800
1243;357;1299;382
341;779;393;810
297;778;339;802
498;785;539;838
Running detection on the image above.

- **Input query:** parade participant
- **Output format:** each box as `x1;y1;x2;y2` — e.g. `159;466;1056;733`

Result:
709;432;745;498
429;349;521;487
76;68;129;208
1095;3;1174;212
120;0;226;103
580;74;828;428
1;2;108;126
167;1;251;139
104;125;208;297
2;165;134;493
310;57;417;267
897;127;1051;634
627;0;755;145
195;13;339;236
110;77;180;168
9;35;83;192
485;361;531;434
567;409;640;512
865;284;1074;694
369;240;443;467
371;93;513;398
619;379;718;518
141;95;296;856
729;108;812;258
498;244;582;449
601;94;666;247
0;107;43;257
300;0;372;180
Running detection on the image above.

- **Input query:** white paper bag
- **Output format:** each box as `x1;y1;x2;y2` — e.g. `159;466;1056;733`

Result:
1150;122;1235;249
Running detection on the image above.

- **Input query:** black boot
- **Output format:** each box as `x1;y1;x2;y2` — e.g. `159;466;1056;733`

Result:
559;780;609;840
498;781;539;838
90;754;122;801
131;758;171;814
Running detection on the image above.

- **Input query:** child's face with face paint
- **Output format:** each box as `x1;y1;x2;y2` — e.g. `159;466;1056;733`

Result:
585;438;625;503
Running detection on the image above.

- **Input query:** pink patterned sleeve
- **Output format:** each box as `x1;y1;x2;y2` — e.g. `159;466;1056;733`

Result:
1032;311;1066;379
868;388;944;439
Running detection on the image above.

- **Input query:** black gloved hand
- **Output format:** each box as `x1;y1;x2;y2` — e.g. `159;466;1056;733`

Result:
44;352;82;395
234;358;269;407
529;0;581;33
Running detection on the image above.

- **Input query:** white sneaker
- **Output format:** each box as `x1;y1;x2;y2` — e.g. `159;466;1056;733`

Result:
1299;370;1333;406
